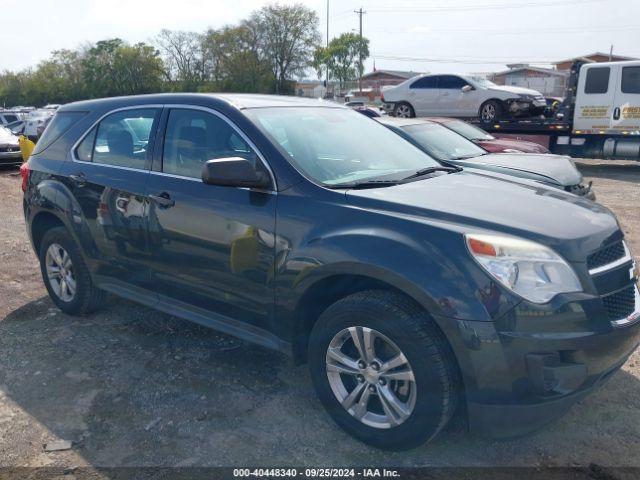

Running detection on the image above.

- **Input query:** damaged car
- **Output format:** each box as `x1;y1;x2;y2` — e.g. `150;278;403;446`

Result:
382;73;546;122
377;117;594;200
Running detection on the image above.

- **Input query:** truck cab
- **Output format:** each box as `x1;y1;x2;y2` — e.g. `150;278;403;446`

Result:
573;61;640;135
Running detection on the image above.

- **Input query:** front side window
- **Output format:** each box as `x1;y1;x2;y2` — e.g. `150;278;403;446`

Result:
162;109;257;179
401;123;487;161
621;66;640;94
77;109;158;168
245;107;441;186
410;76;438;89
584;67;610;94
438;75;468;90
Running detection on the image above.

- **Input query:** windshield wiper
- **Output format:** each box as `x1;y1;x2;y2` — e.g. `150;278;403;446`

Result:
402;165;462;181
327;179;401;190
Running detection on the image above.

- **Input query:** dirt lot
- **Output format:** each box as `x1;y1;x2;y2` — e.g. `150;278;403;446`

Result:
0;161;639;470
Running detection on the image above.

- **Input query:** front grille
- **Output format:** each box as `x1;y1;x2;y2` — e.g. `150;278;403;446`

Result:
602;285;636;321
0;146;18;153
587;241;625;270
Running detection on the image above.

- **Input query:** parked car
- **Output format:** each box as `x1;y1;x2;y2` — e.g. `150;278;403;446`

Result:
382;74;546;122
0;125;22;166
377;117;594;199
24;109;55;140
6;120;25;135
424;117;550;154
0;111;22;127
23;94;639;450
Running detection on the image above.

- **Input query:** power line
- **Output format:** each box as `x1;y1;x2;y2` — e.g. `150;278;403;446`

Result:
365;0;607;13
377;25;640;36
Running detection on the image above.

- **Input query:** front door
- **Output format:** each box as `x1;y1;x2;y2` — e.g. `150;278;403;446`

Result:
613;63;640;132
145;107;277;330
437;75;478;116
58;107;160;291
574;64;617;133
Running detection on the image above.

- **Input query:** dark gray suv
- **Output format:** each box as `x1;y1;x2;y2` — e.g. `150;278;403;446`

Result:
22;94;640;450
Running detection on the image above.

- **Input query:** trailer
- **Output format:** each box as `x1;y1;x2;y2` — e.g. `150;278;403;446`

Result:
469;60;640;160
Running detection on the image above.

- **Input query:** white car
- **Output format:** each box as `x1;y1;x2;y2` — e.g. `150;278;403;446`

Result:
382;74;547;123
24;109;55;139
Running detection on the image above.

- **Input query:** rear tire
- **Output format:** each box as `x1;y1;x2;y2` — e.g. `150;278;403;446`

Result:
308;290;459;450
393;102;415;118
39;227;106;315
479;100;502;123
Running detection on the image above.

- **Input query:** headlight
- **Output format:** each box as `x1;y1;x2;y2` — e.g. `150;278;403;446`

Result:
465;233;582;303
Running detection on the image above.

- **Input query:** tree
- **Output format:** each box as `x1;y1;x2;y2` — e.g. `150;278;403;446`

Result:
155;29;205;90
82;39;164;97
249;3;321;94
313;33;369;90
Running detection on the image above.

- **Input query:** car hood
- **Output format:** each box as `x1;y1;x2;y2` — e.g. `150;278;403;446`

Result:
476;138;546;154
449;153;582;187
0;129;18;145
488;85;542;96
345;171;617;261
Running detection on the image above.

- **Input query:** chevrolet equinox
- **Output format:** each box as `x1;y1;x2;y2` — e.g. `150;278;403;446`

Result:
22;94;640;450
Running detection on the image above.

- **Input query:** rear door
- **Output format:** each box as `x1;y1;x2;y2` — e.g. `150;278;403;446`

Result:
144;106;277;331
58;107;160;292
573;64;617;133
407;76;439;116
613;62;640;132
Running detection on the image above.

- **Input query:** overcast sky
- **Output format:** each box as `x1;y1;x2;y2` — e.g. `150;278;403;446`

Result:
1;0;638;76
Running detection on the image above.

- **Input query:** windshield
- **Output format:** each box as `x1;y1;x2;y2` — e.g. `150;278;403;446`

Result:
468;76;497;88
443;119;494;141
245;107;441;186
401;123;487;161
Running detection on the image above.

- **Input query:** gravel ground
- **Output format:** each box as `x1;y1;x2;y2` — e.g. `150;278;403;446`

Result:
0;161;639;471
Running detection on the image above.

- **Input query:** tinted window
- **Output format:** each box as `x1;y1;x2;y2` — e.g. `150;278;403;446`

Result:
621;66;640;94
32;111;86;155
90;109;158;168
162;109;256;179
443;119;494;140
438;75;468;89
410;76;438;89
75;127;96;162
584;67;610;94
245;108;441;186
4;114;18;123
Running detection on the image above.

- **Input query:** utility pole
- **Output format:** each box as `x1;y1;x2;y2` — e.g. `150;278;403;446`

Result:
354;7;366;93
609;44;614;61
326;0;330;97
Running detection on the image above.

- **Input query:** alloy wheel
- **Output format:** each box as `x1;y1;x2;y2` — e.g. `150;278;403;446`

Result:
395;104;412;118
326;326;417;429
481;103;496;121
45;243;76;302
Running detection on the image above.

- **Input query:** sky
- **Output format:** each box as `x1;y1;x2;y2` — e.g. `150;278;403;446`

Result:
1;0;639;76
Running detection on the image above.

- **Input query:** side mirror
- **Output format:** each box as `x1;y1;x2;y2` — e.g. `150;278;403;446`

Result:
201;157;271;189
461;85;473;93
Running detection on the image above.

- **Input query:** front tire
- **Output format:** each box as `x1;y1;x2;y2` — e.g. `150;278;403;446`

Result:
479;100;502;123
39;227;105;315
393;102;415;118
308;290;459;450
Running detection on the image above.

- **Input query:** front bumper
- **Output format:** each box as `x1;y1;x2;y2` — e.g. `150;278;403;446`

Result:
0;150;22;165
440;272;640;439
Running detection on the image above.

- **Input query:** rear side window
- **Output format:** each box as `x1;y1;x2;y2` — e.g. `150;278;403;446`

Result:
32;111;86;155
584;67;610;94
411;76;438;89
438;75;467;89
621;66;640;94
3;114;18;123
74;109;159;168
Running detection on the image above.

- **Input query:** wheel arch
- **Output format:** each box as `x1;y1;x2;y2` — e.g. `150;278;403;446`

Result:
30;211;67;254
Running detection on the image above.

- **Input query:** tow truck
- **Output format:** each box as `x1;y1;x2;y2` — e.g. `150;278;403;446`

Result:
469;60;640;160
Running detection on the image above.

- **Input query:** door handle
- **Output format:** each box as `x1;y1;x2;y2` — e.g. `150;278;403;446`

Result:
613;107;621;120
69;173;86;187
148;192;175;209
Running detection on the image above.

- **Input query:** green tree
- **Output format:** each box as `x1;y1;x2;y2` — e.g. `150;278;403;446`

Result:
313;33;369;90
249;3;321;94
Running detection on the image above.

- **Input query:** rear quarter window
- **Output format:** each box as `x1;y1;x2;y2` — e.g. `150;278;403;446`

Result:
32;111;87;155
584;67;610;94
